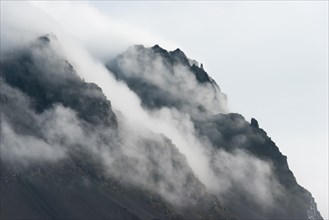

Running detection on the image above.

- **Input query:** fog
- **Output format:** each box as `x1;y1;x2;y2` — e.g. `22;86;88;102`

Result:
91;1;328;218
0;36;280;208
0;1;324;218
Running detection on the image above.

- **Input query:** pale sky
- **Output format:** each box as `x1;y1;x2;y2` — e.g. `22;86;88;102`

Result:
91;1;328;218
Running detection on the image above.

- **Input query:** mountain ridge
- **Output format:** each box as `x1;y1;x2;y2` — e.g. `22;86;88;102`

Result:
0;36;323;220
107;43;322;220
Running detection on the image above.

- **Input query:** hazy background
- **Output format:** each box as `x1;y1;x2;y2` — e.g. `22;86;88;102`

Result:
91;1;328;218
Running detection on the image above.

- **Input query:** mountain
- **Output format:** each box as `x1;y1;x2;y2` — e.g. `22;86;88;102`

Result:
106;44;322;220
0;35;234;220
0;35;323;220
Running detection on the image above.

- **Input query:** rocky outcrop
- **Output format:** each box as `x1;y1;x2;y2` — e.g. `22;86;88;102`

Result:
107;44;323;220
0;37;322;220
107;44;227;114
0;36;235;220
0;36;117;128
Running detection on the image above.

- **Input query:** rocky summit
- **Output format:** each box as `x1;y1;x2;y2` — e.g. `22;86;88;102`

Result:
0;36;323;220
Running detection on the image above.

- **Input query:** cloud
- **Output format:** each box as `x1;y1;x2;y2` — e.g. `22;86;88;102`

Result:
0;82;72;165
53;32;282;210
28;1;177;61
0;40;209;207
108;45;228;115
0;1;288;216
0;1;60;53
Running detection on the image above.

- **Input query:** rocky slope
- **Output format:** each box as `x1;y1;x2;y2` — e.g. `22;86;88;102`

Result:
107;44;323;220
0;36;322;220
0;36;234;220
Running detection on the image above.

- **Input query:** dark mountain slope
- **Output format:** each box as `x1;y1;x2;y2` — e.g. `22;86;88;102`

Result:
1;35;117;128
0;36;235;220
0;36;322;220
196;114;321;219
107;44;227;114
107;45;322;220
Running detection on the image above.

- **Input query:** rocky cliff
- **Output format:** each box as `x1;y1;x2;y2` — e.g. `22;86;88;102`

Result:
0;36;322;220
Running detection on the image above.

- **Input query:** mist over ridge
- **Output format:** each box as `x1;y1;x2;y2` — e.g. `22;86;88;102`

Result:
0;1;325;220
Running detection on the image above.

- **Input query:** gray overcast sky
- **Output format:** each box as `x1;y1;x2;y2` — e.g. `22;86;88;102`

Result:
91;1;328;217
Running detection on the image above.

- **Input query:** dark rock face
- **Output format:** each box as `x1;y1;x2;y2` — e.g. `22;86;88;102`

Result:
107;45;323;220
152;45;212;84
195;113;321;219
107;44;227;115
0;38;117;128
250;117;259;128
0;149;233;220
0;37;322;220
0;37;235;220
190;63;210;83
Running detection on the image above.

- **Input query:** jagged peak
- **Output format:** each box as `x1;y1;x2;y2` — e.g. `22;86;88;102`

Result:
122;44;213;84
170;50;190;67
151;44;170;57
171;48;185;55
250;118;259;128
